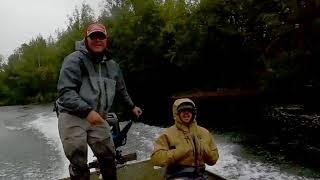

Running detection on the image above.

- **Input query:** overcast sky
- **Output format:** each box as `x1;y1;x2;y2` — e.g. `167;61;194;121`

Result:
0;0;104;59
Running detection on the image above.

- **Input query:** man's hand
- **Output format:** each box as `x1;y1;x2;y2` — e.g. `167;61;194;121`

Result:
86;110;105;126
132;106;143;118
173;140;193;161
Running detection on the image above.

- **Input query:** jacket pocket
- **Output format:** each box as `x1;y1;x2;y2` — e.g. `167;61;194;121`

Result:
79;76;97;107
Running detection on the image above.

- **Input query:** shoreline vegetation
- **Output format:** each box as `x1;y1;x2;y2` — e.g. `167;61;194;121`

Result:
0;0;319;106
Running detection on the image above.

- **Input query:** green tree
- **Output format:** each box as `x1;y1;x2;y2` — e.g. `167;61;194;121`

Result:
1;0;320;105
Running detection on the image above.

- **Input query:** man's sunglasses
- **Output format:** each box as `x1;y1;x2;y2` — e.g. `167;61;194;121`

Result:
88;32;107;40
177;108;194;113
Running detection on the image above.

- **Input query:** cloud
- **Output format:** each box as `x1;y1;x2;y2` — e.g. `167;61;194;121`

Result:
0;0;103;58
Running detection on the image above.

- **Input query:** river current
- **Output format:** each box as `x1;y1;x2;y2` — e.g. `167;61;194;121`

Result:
0;105;319;179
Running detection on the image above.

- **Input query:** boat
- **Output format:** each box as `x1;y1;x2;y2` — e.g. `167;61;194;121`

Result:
61;159;226;180
59;113;226;180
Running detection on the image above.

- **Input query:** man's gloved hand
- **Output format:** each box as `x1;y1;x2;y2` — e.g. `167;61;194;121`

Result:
132;106;143;118
86;110;105;126
173;140;192;161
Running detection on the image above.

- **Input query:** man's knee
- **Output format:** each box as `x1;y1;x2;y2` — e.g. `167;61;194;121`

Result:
64;143;88;167
69;163;90;180
90;138;116;158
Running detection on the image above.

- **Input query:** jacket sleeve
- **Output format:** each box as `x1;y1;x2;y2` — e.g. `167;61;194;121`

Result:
116;68;135;110
151;133;176;167
202;133;219;165
57;55;93;118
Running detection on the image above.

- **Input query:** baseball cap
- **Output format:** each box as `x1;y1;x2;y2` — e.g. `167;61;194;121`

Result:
86;23;107;37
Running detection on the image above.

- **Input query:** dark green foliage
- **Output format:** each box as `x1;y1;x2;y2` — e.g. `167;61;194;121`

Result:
0;0;319;105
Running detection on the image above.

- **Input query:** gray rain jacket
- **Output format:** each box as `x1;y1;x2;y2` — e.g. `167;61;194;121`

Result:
56;40;134;119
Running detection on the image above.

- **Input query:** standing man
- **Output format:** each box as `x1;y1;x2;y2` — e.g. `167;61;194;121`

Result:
56;22;142;180
151;98;219;180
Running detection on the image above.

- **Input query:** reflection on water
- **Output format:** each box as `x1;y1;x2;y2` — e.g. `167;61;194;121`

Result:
0;105;319;179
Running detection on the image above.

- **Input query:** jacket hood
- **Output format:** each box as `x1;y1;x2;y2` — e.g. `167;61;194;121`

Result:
172;98;197;132
75;40;110;62
75;40;89;54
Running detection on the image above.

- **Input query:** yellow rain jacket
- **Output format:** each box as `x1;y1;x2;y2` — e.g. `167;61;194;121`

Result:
151;98;219;168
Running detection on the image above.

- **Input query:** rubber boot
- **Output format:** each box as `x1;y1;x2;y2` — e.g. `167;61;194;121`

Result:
98;157;117;180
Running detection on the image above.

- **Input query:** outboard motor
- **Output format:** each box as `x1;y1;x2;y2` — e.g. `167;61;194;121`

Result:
88;113;137;169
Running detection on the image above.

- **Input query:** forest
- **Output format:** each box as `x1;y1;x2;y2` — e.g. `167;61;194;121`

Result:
0;0;319;106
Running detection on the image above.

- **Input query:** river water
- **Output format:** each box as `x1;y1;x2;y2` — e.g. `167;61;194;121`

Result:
0;105;319;180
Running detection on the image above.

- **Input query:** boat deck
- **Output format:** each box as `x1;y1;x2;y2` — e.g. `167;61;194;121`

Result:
60;160;225;180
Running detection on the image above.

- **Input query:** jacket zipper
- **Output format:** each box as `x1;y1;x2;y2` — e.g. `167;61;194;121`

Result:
98;63;104;117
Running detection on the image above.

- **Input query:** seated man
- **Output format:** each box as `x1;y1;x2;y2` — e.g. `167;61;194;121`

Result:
151;98;219;180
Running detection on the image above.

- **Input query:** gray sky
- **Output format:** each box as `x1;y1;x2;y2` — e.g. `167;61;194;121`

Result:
0;0;104;59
